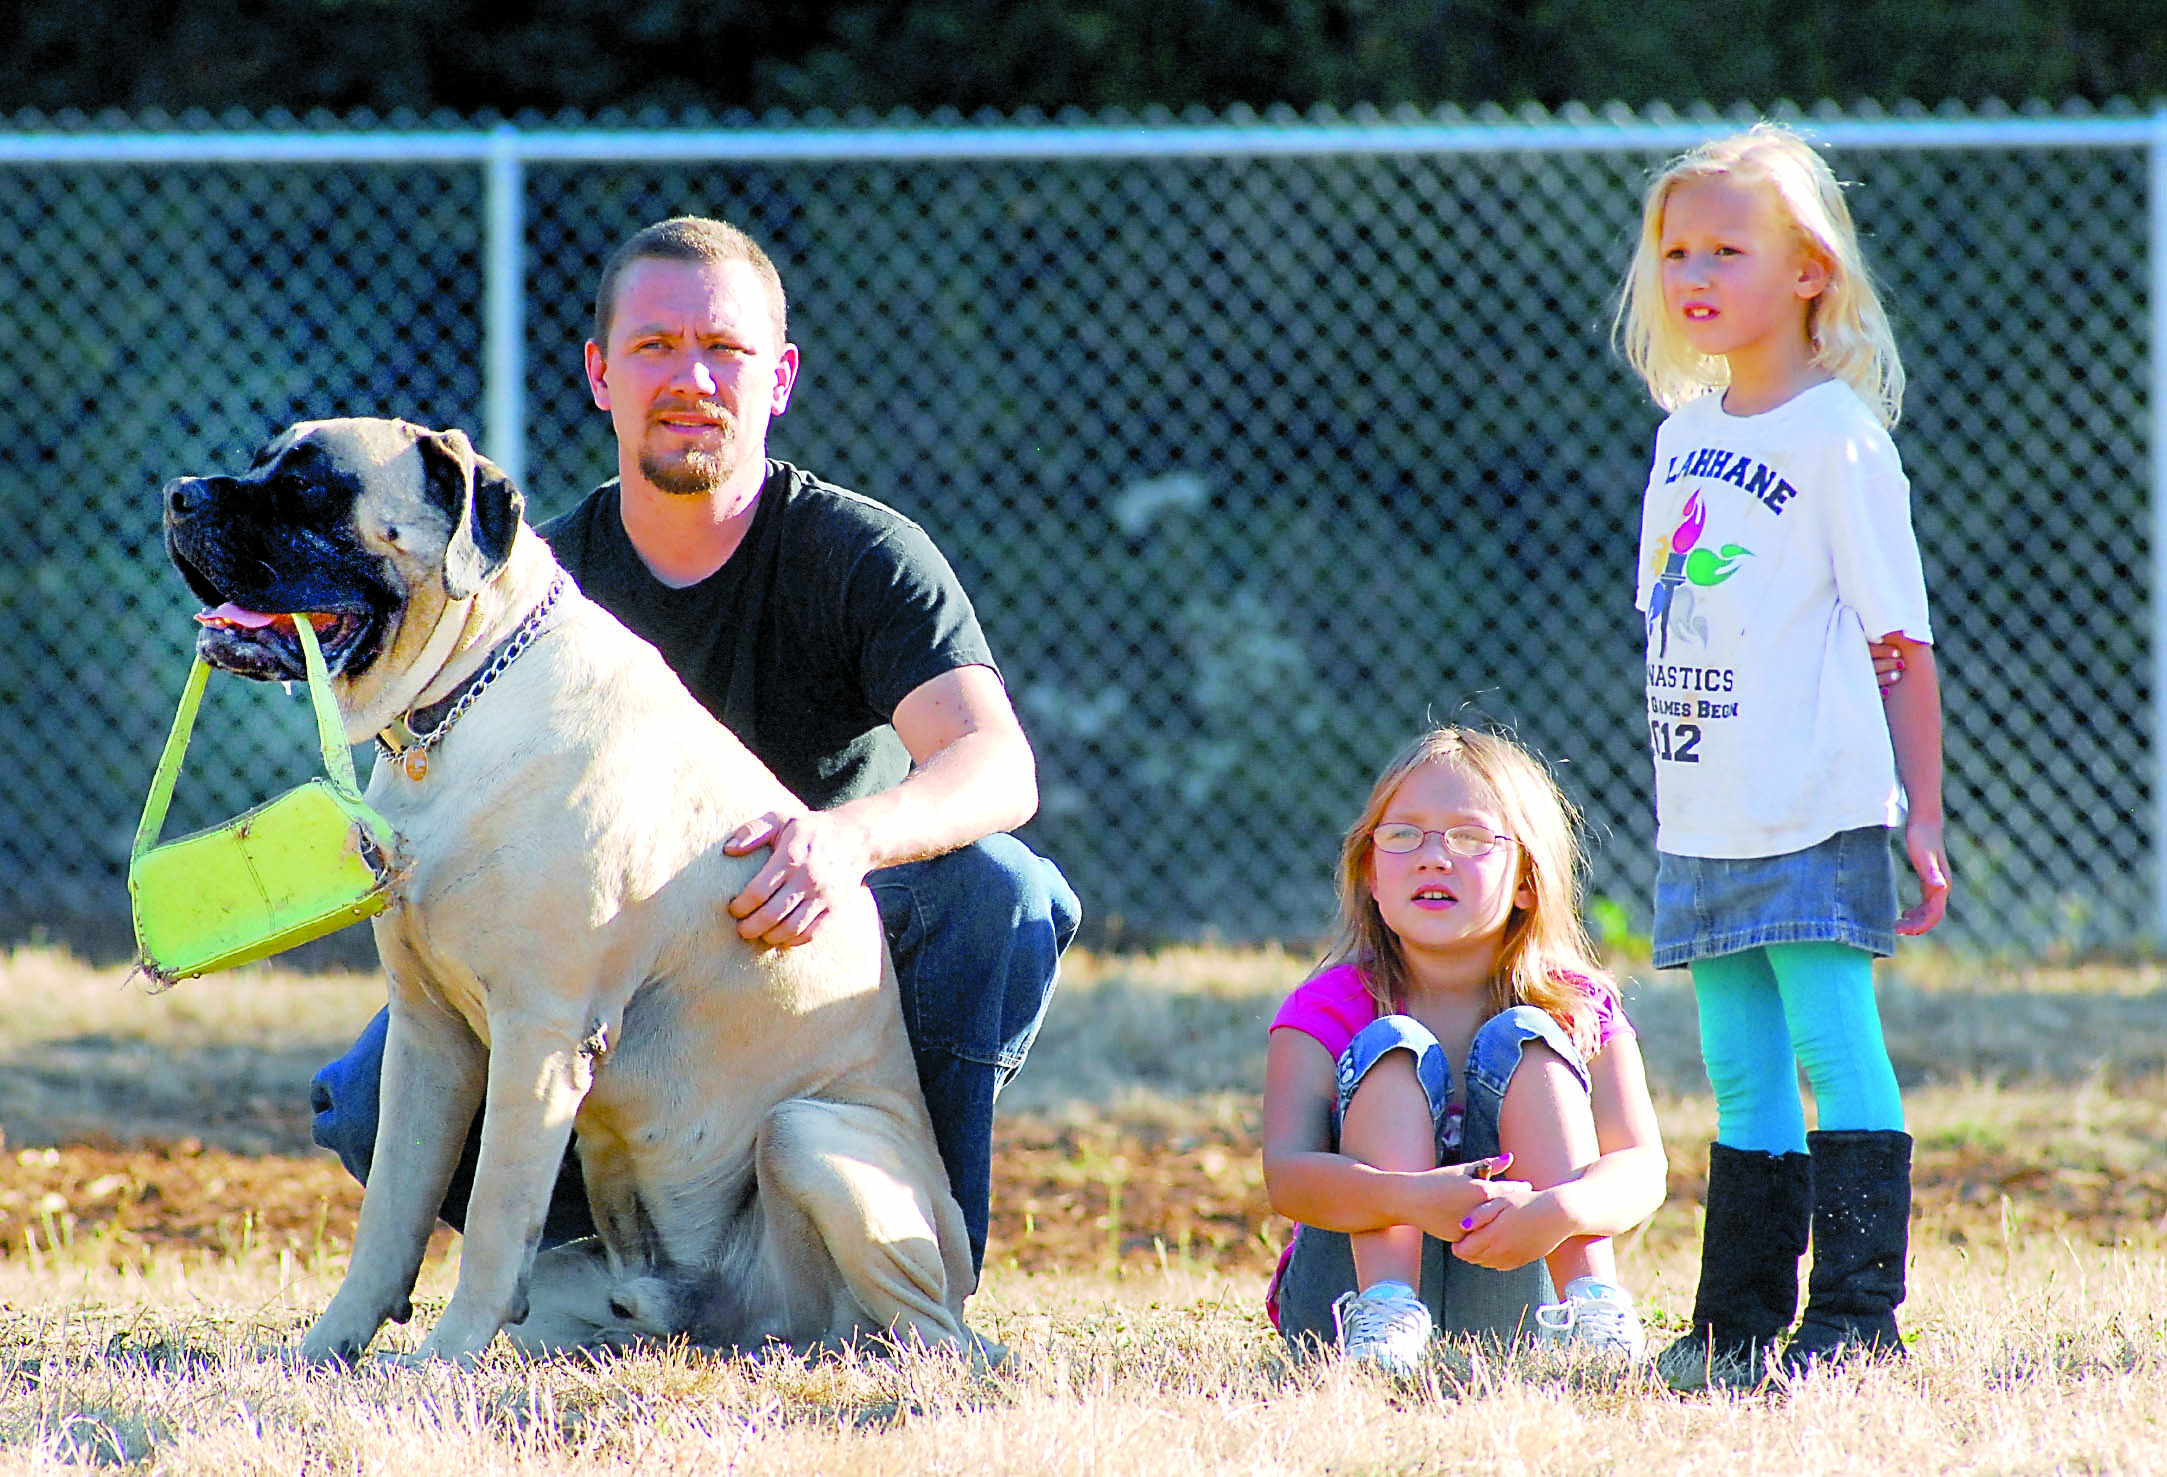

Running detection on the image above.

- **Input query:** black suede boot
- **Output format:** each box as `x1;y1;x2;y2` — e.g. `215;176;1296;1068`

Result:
1655;1143;1813;1391
1783;1129;1912;1371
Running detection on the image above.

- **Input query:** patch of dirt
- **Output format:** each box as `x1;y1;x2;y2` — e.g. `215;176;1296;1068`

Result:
0;1136;382;1264
0;1107;2159;1279
0;1111;1282;1277
992;1112;1284;1275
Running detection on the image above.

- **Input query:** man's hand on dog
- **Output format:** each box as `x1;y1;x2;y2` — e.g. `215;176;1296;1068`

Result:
724;810;876;946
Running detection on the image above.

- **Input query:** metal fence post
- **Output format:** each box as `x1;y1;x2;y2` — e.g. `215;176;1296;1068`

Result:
2154;109;2167;946
485;122;526;489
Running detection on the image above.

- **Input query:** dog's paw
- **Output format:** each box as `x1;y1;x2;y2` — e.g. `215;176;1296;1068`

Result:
388;1345;482;1372
301;1290;399;1367
402;1322;498;1370
295;1330;368;1369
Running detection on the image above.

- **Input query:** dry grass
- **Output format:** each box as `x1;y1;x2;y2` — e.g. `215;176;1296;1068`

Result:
2;943;2167;1472
4;1246;2166;1474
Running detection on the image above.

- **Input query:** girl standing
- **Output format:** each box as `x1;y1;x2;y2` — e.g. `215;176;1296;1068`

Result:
1262;728;1667;1375
1615;126;1949;1389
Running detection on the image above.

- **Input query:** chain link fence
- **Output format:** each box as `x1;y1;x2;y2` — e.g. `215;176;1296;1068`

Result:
0;109;2153;959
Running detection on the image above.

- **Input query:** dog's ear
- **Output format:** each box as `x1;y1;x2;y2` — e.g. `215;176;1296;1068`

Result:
416;427;525;600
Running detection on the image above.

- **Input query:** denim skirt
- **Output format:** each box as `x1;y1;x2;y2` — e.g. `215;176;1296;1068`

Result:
1652;825;1898;969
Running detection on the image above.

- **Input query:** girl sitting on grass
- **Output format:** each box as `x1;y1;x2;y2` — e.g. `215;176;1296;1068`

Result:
1262;727;1668;1375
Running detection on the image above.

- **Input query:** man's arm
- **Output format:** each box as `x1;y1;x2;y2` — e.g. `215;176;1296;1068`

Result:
722;664;1038;946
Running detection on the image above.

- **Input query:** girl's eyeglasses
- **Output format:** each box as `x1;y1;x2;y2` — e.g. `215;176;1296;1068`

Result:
1370;823;1517;859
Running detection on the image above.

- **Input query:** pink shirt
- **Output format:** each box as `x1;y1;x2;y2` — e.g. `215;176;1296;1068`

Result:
1268;960;1632;1062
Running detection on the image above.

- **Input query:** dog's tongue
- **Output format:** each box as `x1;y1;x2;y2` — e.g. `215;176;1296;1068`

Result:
195;603;279;629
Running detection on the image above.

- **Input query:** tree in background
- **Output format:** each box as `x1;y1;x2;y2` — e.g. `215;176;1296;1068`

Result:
3;0;2161;120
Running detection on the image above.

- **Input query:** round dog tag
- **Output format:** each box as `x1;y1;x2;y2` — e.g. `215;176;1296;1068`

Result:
403;747;429;782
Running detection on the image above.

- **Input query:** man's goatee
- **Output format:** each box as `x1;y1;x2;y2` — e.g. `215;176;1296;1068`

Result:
642;447;730;496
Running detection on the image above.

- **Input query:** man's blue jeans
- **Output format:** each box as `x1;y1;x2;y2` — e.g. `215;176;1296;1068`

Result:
309;833;1080;1277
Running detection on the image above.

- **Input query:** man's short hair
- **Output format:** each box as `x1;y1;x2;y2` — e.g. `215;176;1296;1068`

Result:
592;217;789;352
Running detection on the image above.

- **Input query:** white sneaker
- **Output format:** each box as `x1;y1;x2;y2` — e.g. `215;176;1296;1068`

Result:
1332;1280;1433;1377
1534;1276;1648;1360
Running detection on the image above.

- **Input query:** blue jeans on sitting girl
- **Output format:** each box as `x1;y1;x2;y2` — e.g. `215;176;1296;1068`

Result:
1270;1006;1588;1354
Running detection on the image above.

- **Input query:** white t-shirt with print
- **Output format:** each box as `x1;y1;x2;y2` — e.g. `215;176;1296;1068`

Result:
1634;380;1933;860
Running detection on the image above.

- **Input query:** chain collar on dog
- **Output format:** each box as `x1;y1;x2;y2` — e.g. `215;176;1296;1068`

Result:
375;576;565;782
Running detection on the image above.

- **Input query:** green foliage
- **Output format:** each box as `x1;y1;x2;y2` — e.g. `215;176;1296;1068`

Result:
1584;894;1648;961
1;0;2161;119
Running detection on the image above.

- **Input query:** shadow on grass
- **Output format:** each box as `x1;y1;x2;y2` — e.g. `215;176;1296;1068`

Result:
0;1037;339;1156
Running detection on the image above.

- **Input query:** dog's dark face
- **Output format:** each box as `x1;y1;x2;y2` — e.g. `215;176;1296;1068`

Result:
163;418;522;687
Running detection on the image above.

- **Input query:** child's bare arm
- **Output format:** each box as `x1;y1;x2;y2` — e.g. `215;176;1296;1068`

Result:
1868;639;1903;688
1451;1033;1668;1268
1880;631;1949;934
1262;1029;1508;1237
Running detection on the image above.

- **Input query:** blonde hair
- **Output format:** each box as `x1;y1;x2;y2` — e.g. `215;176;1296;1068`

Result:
1324;727;1607;1055
1614;124;1905;429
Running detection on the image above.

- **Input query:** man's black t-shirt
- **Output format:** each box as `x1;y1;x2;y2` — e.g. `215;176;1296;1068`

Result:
537;461;997;812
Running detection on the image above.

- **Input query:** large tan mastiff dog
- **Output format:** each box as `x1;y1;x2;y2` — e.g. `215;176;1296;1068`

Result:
161;417;972;1364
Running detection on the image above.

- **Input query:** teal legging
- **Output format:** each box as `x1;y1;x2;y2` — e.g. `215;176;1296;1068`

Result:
1689;941;1905;1154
